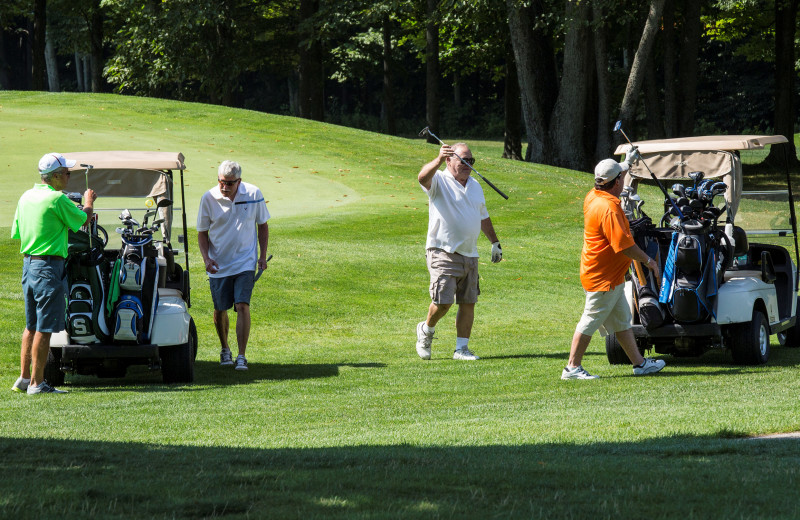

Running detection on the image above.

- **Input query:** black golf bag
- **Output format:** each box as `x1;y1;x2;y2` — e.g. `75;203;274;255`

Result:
629;216;665;330
659;221;728;323
111;237;159;343
65;230;112;344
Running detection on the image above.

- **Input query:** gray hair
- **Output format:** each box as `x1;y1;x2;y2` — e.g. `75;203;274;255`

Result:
218;160;242;179
40;167;66;183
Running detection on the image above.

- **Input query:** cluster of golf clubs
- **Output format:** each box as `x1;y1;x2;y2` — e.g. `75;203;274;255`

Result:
620;186;646;220
116;208;164;242
666;170;727;225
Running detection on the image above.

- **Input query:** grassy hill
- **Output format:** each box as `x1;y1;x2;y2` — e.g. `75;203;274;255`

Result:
1;92;798;519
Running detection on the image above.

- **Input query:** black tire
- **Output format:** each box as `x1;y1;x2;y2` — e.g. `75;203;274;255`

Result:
730;310;770;365
43;348;65;386
160;319;195;383
605;333;631;365
780;297;800;348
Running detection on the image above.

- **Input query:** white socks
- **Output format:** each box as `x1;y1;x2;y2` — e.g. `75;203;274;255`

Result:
423;323;434;335
456;337;469;351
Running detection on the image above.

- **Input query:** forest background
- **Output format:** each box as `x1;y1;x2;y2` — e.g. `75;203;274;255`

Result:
2;0;799;169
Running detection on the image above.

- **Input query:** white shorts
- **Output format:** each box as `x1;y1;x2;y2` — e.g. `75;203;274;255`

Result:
575;283;632;337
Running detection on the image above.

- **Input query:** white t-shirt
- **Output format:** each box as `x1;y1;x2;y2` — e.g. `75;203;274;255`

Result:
197;181;270;277
421;170;489;257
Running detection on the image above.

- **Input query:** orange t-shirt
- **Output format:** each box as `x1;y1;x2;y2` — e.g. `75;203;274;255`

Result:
579;189;635;291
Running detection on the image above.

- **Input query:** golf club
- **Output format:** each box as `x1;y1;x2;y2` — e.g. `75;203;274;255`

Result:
254;254;273;282
614;121;684;219
672;183;686;197
81;163;94;248
419;127;509;200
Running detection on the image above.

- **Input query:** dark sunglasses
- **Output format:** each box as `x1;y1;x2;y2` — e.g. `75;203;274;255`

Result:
452;156;475;166
218;178;240;187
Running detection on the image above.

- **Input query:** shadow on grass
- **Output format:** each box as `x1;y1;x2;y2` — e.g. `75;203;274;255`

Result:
1;435;799;519
63;362;387;391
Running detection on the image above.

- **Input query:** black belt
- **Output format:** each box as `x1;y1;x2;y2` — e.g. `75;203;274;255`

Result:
24;254;64;261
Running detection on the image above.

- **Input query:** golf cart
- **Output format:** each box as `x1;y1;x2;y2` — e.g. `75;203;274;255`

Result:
47;151;197;384
606;135;800;365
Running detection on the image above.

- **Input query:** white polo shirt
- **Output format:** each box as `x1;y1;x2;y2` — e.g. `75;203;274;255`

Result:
197;181;270;277
421;170;489;257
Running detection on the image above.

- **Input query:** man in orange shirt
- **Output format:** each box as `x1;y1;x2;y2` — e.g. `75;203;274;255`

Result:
562;155;666;380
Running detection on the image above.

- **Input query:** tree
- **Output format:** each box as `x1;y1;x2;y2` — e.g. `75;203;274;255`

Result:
32;0;46;90
298;0;325;120
768;0;799;164
425;0;440;144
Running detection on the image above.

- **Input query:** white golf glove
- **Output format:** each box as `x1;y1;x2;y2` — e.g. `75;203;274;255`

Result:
625;147;641;165
491;242;502;263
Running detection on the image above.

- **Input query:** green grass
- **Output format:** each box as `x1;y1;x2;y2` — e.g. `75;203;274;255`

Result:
1;92;799;519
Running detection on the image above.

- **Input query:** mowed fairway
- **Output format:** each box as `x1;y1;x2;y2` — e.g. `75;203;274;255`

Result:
1;92;799;519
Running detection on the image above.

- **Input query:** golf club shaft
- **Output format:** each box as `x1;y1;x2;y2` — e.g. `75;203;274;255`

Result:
81;163;93;248
614;123;684;219
422;128;509;200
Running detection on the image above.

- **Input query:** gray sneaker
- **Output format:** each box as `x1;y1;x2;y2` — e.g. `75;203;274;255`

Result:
633;358;665;376
220;349;234;366
234;354;248;371
12;377;30;393
561;365;599;380
416;321;433;360
26;380;67;394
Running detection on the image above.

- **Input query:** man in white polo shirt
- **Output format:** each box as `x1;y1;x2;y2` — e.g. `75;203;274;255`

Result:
198;160;270;371
416;143;502;360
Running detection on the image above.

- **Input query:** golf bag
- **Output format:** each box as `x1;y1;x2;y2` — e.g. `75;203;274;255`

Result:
112;237;159;343
629;216;665;330
659;221;720;323
65;230;112;344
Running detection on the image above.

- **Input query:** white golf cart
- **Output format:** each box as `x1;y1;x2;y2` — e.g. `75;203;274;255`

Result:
47;151;197;383
606;135;800;365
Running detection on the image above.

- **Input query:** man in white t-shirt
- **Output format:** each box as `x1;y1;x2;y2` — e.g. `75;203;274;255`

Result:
416;143;503;360
197;160;270;371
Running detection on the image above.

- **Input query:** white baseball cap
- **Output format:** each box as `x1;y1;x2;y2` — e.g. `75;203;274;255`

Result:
38;153;76;174
594;158;629;183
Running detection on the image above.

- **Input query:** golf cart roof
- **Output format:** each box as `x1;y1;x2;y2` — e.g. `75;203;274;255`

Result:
613;135;788;155
61;151;185;198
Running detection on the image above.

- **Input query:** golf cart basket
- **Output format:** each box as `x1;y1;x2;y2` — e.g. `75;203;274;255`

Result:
615;135;799;326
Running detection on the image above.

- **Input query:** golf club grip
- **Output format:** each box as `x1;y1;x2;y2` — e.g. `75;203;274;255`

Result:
477;175;509;200
633;261;647;287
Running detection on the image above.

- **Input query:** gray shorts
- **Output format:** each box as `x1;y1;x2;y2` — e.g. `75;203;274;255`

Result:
22;256;67;333
575;283;633;337
426;248;480;305
209;271;256;311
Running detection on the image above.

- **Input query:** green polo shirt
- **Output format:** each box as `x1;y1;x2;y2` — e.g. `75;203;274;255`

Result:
11;184;87;258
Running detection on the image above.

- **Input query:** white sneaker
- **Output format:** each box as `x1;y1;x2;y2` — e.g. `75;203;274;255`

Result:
633;358;665;376
26;380;68;394
416;322;433;360
234;354;248;371
561;365;599;380
220;349;234;366
453;348;480;360
12;377;30;392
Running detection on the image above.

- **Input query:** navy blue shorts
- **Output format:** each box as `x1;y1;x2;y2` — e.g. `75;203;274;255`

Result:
22;256;67;333
209;271;255;311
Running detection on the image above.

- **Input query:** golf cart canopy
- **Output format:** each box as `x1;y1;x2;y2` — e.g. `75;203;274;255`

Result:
61;151;185;198
613;135;788;221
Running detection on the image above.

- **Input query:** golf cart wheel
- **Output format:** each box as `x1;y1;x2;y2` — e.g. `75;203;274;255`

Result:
605;333;631;365
780;297;800;348
729;310;770;365
43;348;65;387
160;319;196;384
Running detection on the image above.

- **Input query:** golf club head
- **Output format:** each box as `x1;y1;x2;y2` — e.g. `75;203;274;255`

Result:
672;183;686;197
119;209;132;220
614;121;622;132
418;126;431;138
685;187;697;198
689;171;704;190
689;199;704;211
676;197;689;207
80;163;94;169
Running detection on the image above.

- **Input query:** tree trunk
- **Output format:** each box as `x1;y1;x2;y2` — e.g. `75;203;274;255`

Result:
617;0;666;129
89;0;104;92
549;0;592;170
298;0;324;121
0;26;11;89
502;50;522;161
75;49;84;92
676;0;701;135
662;0;677;137
768;0;799;165
44;25;59;92
592;2;611;162
644;58;663;138
506;0;557;163
382;15;396;135
425;0;440;144
82;55;91;92
32;0;47;90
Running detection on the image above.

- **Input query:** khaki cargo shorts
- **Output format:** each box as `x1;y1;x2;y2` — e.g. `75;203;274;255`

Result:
426;248;480;305
575;282;632;337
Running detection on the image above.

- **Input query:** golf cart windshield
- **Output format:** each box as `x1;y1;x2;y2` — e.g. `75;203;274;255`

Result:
614;135;788;222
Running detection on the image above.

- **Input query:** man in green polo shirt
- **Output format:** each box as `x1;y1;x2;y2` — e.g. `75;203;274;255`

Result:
11;153;97;395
